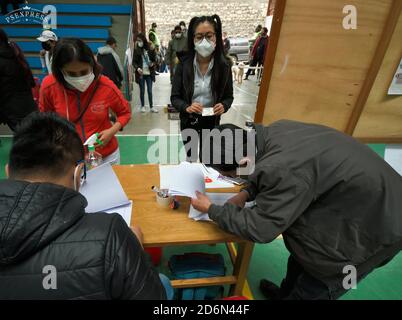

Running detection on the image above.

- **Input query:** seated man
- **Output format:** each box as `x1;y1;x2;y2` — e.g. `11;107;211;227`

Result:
192;120;402;300
0;112;166;300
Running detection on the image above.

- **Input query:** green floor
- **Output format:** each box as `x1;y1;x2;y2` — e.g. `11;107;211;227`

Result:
0;136;401;299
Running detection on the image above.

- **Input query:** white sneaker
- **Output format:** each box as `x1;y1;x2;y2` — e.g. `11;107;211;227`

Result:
151;108;159;113
140;106;146;113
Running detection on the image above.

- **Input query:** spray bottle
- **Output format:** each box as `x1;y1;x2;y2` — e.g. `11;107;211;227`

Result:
83;133;103;170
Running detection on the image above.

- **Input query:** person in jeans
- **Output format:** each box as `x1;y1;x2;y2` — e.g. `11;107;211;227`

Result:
133;33;158;113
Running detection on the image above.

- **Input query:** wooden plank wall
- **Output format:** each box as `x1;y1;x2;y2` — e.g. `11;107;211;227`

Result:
255;0;402;142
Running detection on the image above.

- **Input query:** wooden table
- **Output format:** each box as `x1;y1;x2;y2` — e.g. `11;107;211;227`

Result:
113;164;255;296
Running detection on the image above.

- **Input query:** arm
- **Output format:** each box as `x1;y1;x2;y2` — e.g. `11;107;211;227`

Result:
208;167;312;243
104;215;166;300
38;81;54;112
170;62;189;113
165;41;172;65
221;64;234;112
108;85;131;128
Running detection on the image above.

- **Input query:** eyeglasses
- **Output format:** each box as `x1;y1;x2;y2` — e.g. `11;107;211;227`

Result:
194;32;216;42
74;160;87;190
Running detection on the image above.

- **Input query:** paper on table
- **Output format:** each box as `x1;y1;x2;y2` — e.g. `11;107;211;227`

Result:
202;108;214;117
189;193;256;221
80;163;130;213
388;58;402;95
159;162;205;198
194;163;235;189
384;145;402;176
103;201;133;226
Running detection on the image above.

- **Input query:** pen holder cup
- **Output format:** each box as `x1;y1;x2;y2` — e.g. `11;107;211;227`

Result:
156;190;173;208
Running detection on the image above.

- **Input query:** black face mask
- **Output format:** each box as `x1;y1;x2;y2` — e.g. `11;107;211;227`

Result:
42;42;51;51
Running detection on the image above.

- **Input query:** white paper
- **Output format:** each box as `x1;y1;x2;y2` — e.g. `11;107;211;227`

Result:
104;201;133;226
388;58;402;95
192;163;235;189
159;162;205;198
384;145;402;176
202;108;214;117
80;163;130;213
189;193;256;221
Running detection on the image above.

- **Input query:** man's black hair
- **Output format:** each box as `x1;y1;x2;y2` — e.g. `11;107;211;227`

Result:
106;37;117;46
8;112;84;179
174;25;182;32
201;123;249;172
179;21;186;27
52;38;102;87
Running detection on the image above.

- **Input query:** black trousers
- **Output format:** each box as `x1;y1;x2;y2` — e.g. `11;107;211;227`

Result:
180;116;218;162
278;256;347;300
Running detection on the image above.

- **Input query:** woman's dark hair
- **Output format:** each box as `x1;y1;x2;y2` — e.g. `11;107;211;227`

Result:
0;28;35;87
187;15;231;104
51;38;102;87
255;24;263;33
136;32;149;51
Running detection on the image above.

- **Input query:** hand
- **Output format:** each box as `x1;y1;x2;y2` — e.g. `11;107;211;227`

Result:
213;103;225;116
96;128;115;148
131;225;144;246
191;191;212;213
137;68;143;76
227;190;249;208
39;49;46;57
186;102;203;114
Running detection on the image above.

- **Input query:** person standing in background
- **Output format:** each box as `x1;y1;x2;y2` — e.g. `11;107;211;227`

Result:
148;22;160;50
244;27;269;80
97;37;124;89
166;25;188;84
179;21;188;37
223;32;230;55
36;30;58;75
0;28;37;131
247;24;262;76
171;14;233;161
133;33;158;113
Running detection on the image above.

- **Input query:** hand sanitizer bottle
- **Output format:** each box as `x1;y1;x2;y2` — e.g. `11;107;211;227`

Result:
84;133;103;170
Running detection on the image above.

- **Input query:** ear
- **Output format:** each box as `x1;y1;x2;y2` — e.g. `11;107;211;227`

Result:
5;164;9;178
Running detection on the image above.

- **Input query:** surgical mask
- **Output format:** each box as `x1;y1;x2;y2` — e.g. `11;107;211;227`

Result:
42;42;51;51
194;38;215;58
137;41;143;48
63;71;95;92
175;33;182;39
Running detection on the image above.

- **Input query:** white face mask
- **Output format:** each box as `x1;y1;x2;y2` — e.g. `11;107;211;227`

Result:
63;71;95;92
137;41;143;48
175;33;182;39
194;38;215;58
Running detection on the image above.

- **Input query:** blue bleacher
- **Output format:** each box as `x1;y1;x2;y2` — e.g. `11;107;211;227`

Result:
0;15;112;27
2;27;109;39
26;57;42;69
17;41;105;53
20;4;131;14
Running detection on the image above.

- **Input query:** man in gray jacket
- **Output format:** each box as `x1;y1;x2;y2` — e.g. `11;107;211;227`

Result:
192;120;402;300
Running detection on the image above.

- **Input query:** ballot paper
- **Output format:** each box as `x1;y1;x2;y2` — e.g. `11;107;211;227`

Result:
202;108;214;117
384;145;402;176
189;193;256;221
159;162;205;198
80;163;130;213
104;201;133;226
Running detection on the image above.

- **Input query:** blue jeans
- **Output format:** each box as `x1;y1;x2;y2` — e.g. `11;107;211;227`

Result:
138;75;153;108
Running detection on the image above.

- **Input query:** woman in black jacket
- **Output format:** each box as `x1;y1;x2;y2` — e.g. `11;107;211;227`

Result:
171;15;233;161
132;33;158;113
0;28;37;131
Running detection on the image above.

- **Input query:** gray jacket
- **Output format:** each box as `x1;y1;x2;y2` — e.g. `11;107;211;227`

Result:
208;120;402;289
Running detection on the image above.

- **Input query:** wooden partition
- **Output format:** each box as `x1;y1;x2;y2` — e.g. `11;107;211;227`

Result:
255;0;402;143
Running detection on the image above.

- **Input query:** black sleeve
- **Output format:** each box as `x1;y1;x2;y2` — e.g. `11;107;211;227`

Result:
208;166;313;243
221;65;234;112
132;49;140;71
104;215;166;300
113;56;123;81
170;61;189;113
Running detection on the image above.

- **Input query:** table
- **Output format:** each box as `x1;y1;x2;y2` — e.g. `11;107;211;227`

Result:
113;164;255;297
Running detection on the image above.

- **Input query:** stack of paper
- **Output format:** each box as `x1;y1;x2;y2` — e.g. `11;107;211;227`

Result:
159;162;205;197
80;163;132;225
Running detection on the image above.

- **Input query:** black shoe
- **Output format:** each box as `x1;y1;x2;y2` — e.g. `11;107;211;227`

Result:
259;279;281;300
244;77;249;80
